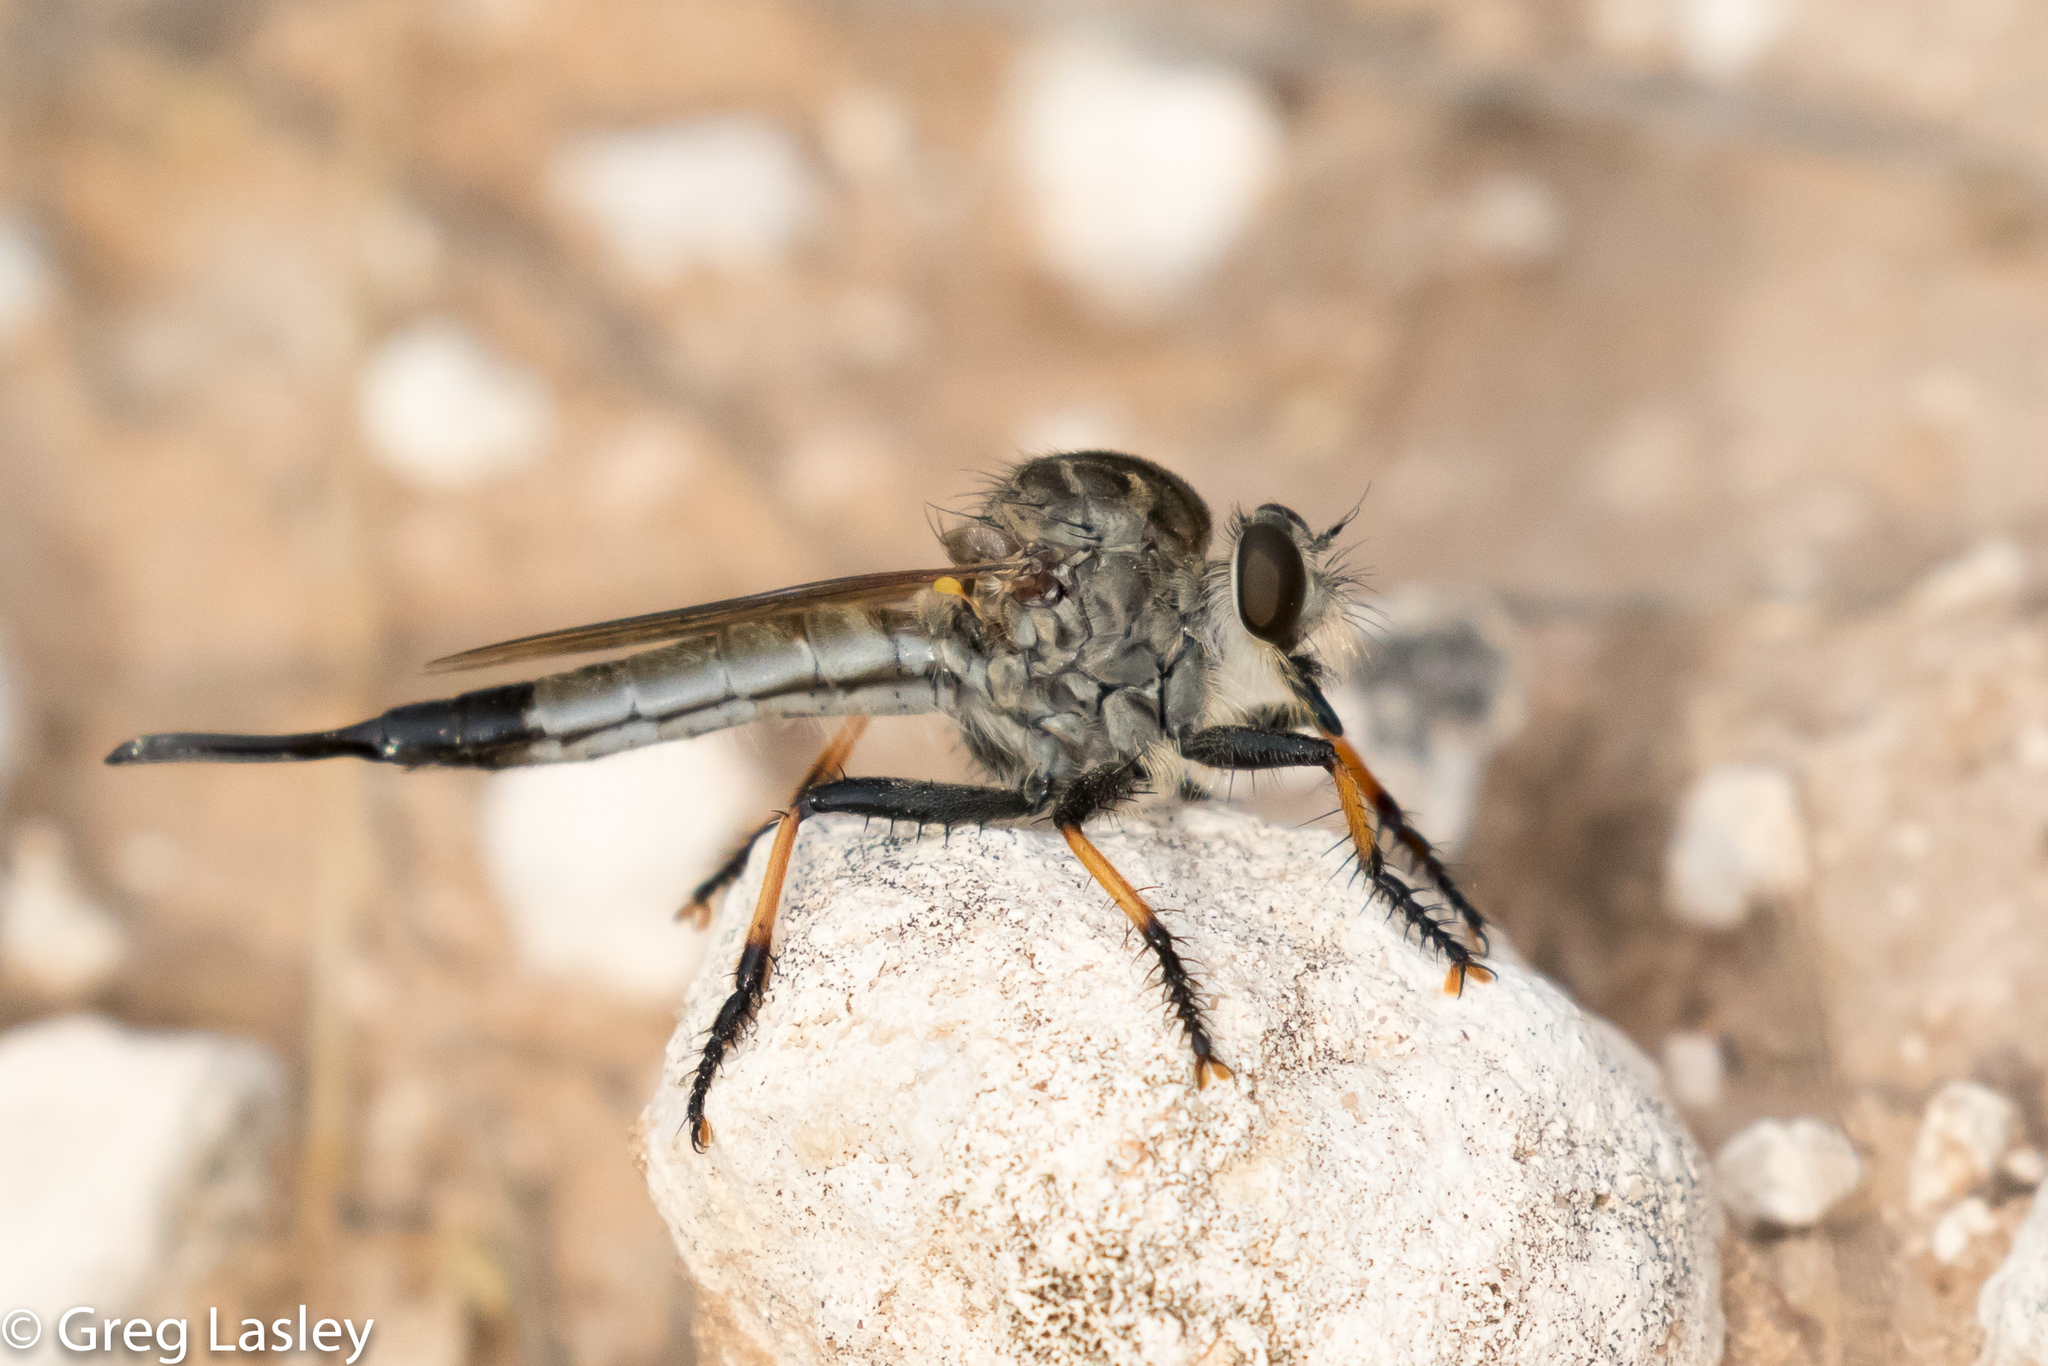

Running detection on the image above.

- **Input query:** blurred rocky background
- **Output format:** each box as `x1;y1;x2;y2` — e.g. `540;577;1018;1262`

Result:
2;0;2046;1363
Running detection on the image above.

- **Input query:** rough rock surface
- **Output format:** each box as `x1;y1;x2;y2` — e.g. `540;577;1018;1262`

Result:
642;808;1721;1365
0;1015;284;1358
1979;1188;2048;1366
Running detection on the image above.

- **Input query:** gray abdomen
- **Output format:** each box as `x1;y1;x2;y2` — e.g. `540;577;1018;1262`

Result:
513;604;945;763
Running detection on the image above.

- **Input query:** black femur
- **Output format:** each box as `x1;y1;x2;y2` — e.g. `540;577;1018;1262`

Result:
1235;520;1307;646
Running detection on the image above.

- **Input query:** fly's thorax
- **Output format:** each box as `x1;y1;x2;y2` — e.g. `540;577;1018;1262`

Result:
979;452;1212;560
926;545;1210;785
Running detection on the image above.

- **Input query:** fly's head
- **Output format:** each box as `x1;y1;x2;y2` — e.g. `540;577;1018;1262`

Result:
1205;503;1362;730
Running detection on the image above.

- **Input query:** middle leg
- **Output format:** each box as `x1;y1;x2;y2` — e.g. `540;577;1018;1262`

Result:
1053;763;1232;1088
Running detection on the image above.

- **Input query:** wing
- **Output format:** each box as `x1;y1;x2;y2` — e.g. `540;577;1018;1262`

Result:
426;559;1028;674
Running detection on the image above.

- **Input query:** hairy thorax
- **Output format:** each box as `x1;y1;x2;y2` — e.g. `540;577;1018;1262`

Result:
925;453;1216;789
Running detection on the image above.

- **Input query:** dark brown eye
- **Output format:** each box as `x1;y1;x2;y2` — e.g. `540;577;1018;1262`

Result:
1235;522;1306;646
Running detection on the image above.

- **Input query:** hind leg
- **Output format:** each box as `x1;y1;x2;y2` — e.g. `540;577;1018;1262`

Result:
684;774;1037;1150
1053;763;1232;1088
678;716;870;928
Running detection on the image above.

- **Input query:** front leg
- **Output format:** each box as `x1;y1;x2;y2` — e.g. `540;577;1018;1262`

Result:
1053;762;1232;1089
1179;727;1493;994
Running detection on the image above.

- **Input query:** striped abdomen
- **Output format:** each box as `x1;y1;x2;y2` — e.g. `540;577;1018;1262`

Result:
107;604;944;769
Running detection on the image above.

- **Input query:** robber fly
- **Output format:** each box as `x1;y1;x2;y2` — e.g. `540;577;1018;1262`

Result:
108;451;1493;1150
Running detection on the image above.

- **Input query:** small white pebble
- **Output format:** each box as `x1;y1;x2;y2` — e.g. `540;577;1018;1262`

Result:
479;739;770;1000
358;319;555;489
1932;1195;1997;1265
0;213;56;346
1458;172;1563;266
1677;0;1791;79
0;820;125;998
2003;1146;2046;1189
1660;1031;1726;1110
1910;1080;2018;1212
1909;538;2028;617
1664;763;1811;929
1715;1116;1861;1229
1009;34;1281;318
551;116;818;280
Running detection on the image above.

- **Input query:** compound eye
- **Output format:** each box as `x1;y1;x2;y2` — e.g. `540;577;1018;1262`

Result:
1235;522;1307;646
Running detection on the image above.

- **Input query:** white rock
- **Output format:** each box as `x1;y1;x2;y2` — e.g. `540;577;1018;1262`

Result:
0;1015;284;1358
1908;538;2029;617
642;808;1723;1365
1661;1030;1726;1110
1908;1080;2017;1212
0;213;56;347
1931;1194;1997;1266
1714;1117;1861;1229
0;820;126;998
358;319;555;489
1980;1187;2048;1366
480;738;771;1001
1677;0;1790;79
1010;34;1281;318
1663;762;1811;929
551;116;817;281
2005;1146;2047;1190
